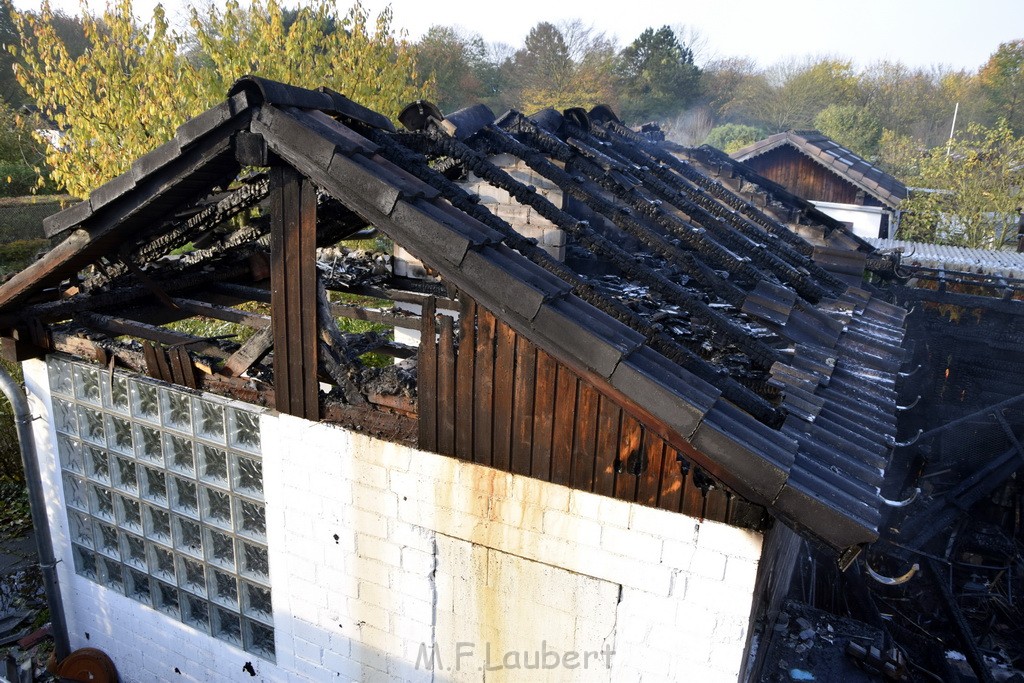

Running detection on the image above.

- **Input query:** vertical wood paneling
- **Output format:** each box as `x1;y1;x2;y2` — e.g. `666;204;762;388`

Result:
473;307;495;465
658;448;684;513
492;321;517;470
681;467;707;520
510;341;536;476
419;299;747;527
437;315;456;456
637;432;665;507
704;485;730;522
593;395;621;497
572;383;599;491
550;366;578;486
615;415;642;501
531;348;557;480
455;299;476;458
417;296;437;452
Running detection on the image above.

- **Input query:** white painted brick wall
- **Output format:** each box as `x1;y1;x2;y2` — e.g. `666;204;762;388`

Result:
24;358;763;682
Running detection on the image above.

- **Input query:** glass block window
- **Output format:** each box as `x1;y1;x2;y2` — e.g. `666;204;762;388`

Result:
49;356;274;661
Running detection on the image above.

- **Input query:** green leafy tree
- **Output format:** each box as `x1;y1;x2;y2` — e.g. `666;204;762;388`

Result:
12;0;189;197
743;58;859;132
876;129;924;181
413;25;490;113
507;21;614;113
900;120;1024;248
12;0;430;198
614;26;700;123
979;40;1024;134
813;104;882;157
704;123;764;153
189;0;427;122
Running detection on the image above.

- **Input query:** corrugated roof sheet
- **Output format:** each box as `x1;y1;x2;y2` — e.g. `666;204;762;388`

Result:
867;238;1024;279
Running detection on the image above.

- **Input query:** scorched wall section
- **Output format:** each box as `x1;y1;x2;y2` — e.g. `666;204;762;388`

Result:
24;357;762;682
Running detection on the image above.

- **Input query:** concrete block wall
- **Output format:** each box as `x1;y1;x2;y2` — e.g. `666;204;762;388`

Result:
25;359;762;682
393;152;566;285
461;152;566;262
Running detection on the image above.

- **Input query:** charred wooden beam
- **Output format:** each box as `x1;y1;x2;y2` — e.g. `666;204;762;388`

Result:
315;278;367;405
0;264;252;328
269;165;319;420
924;558;996;683
169;298;271;329
74;312;231;360
222;326;274;377
322;401;416;445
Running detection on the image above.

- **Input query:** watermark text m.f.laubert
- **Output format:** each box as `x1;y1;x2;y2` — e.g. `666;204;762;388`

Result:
415;640;615;672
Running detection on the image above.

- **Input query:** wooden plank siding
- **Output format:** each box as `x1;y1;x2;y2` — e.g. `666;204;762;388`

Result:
417;298;759;527
745;147;883;208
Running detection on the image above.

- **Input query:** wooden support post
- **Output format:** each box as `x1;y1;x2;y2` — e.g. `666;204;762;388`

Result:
270;165;319;420
418;296;437;451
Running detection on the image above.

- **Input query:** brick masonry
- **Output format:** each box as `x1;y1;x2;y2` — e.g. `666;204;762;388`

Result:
24;358;762;682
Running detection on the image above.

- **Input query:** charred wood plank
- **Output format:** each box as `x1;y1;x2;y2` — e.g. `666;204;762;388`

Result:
173;347;198;389
455;298;476;459
222;326;274;378
142;342;164;381
322;402;417;446
531;348;557;479
154;344;174;383
492;320;516;471
329;283;458;310
473;306;495;465
437;314;456;456
510;336;536;476
170;298;271;329
75;312;230;360
925;558;996;683
551;365;578;487
418;296;437;452
315;279;366;405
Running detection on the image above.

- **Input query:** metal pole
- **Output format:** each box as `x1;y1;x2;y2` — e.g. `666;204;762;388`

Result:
0;364;71;662
946;102;960;158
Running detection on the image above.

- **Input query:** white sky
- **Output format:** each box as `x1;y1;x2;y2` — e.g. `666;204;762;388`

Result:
15;0;1024;71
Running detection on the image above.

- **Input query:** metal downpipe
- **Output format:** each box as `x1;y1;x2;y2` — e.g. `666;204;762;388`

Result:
0;363;71;662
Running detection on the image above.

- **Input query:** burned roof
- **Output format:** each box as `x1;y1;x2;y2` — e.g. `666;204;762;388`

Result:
732;130;909;210
0;77;910;561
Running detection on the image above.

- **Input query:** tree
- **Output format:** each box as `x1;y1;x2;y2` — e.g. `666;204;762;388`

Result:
12;0;190;197
699;56;761;121
814;104;882;157
413;25;490;113
899;120;1024;249
979;40;1024;134
703;123;764;153
614;26;700;123
12;0;431;197
189;0;427;122
506;21;614;113
743;58;859;132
